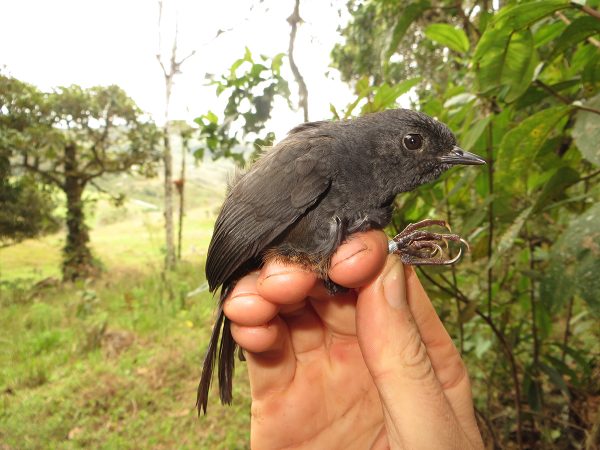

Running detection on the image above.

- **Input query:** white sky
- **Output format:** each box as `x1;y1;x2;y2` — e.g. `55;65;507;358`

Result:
0;0;353;139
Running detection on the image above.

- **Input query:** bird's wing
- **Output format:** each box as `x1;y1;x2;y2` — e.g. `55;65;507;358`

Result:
205;135;333;291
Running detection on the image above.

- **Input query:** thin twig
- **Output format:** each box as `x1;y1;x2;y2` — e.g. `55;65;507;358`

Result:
561;297;575;363
443;178;464;351
534;80;600;116
579;168;600;183
485;119;494;319
578;3;600;21
474;407;500;449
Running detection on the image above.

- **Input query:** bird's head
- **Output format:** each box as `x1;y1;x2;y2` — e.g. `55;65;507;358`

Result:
365;109;486;193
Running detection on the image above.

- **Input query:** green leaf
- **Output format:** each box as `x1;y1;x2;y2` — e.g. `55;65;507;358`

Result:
474;0;571;96
329;103;340;120
461;115;491;151
370;78;420;111
534;21;566;48
524;371;543;412
443;93;476;109
572;94;600;166
355;76;371;97
550;16;600;60
425;24;470;53
205;111;218;124
497;106;572;183
539;363;570;398
541;202;600;316
243;46;253;62
386;1;430;59
476;28;537;101
486;206;532;270
271;53;285;72
491;0;571;30
504;31;538;103
583;57;600;84
532;167;580;213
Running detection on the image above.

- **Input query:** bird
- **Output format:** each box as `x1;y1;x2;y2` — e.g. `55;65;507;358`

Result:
197;108;485;414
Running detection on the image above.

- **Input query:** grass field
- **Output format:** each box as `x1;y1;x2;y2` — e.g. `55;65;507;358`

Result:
0;162;254;449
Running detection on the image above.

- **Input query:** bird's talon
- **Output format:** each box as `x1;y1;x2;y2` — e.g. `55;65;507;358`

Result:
388;219;469;266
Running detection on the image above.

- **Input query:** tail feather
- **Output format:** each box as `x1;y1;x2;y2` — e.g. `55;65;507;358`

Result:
218;316;235;405
197;287;238;415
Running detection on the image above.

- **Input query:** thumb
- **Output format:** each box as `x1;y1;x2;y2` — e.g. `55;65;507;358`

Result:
356;256;467;449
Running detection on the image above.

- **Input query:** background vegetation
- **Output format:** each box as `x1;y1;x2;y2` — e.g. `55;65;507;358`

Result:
1;0;599;448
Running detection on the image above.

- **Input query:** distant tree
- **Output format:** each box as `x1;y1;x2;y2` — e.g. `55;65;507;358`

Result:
0;75;160;280
0;78;59;246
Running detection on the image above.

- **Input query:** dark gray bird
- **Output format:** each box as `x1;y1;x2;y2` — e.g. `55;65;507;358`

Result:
197;108;485;414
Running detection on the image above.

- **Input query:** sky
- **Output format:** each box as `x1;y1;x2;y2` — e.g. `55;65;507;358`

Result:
0;0;353;138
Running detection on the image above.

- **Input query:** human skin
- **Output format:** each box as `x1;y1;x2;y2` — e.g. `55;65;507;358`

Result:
222;230;484;449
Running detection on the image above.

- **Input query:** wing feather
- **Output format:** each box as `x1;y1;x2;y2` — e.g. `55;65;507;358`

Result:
206;135;333;291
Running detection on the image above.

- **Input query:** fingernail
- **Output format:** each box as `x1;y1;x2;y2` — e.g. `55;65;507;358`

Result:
383;263;405;309
331;237;368;268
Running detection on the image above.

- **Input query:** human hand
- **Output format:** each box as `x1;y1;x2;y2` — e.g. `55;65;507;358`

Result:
223;230;484;449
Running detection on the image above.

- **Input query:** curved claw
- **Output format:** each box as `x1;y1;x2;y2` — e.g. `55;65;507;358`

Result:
442;246;463;265
459;238;470;253
430;243;443;257
438;239;469;265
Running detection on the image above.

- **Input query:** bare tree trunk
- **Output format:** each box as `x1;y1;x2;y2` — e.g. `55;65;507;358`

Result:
163;122;176;270
287;0;309;122
62;143;94;281
157;0;194;271
176;140;185;260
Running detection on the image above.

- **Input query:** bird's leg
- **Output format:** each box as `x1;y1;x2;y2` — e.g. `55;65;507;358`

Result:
389;220;468;265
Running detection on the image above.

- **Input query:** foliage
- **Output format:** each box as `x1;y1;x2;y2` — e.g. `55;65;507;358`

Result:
0;75;161;280
195;48;291;164
0;173;59;245
333;0;600;447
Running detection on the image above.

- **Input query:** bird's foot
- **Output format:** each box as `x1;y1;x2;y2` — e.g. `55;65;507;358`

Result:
389;219;468;265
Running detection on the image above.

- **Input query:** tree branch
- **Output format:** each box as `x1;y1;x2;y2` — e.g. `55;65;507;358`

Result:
16;162;64;188
287;0;309;122
456;1;480;40
89;179;123;203
578;3;600;21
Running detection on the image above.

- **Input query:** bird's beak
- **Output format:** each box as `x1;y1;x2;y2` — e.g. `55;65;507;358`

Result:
440;146;486;165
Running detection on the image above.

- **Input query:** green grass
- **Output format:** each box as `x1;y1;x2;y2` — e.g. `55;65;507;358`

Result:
0;262;251;449
0;205;216;281
0;165;252;448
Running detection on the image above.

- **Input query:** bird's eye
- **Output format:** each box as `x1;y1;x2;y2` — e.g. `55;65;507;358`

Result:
403;134;423;150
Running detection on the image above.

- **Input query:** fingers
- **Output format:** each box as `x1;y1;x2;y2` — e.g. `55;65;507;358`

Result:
223;272;279;327
328;231;389;288
355;257;481;449
224;262;321;398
